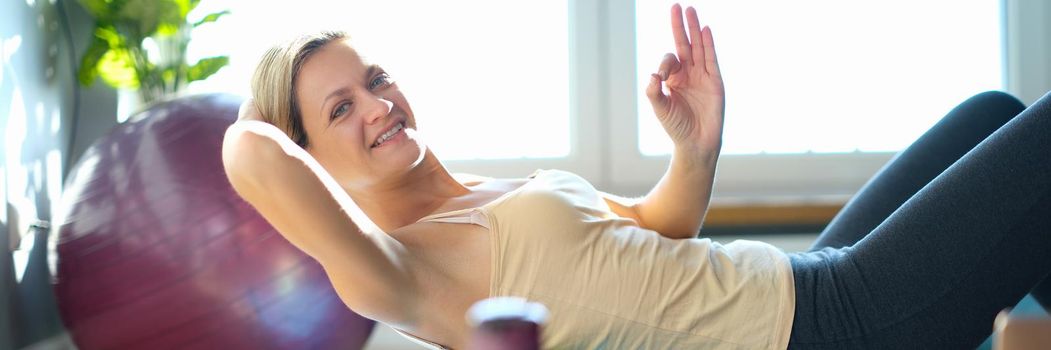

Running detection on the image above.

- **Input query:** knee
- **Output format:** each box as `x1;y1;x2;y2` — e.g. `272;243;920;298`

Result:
943;91;1027;129
966;91;1026;112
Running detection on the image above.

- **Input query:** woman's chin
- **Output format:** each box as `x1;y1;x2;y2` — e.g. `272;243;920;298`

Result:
375;137;427;170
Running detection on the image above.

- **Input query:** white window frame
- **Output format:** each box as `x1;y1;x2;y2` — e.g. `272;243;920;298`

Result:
445;0;1050;202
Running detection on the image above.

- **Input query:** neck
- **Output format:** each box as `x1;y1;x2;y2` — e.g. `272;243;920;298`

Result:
348;150;469;232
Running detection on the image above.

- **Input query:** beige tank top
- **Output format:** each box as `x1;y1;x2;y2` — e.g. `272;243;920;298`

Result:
390;169;795;349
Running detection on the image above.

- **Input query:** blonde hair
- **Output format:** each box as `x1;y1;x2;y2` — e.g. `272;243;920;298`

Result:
251;31;347;147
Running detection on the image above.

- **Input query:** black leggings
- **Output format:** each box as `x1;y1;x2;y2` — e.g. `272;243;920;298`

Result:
787;91;1051;349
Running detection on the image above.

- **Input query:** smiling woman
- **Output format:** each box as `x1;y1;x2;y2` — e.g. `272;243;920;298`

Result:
222;2;1051;348
252;32;428;186
225;6;800;347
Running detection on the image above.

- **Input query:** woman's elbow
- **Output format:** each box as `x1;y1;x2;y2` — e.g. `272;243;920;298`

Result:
222;122;285;192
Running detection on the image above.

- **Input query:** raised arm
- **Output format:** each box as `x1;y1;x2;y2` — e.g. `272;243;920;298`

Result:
604;4;724;239
222;100;418;326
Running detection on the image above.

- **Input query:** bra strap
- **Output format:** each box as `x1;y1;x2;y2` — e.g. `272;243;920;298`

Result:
416;209;491;230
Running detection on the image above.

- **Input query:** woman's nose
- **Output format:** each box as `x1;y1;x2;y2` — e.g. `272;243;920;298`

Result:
362;94;394;125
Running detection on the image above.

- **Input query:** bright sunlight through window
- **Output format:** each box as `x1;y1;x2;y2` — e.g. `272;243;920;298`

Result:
187;1;570;160
636;0;1003;155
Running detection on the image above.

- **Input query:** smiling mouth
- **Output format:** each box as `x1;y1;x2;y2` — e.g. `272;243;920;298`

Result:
371;122;405;148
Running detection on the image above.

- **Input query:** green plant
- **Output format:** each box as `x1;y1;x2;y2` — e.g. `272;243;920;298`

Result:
77;0;229;104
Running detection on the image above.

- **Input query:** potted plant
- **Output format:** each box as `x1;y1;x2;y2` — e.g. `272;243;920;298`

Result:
76;0;229;112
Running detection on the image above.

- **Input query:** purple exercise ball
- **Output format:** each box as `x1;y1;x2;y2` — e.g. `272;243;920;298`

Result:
52;94;375;349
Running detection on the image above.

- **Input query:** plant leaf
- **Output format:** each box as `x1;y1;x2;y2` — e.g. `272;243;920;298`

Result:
119;0;183;36
192;10;229;28
78;32;111;86
158;0;189;34
96;25;123;47
117;0;157;35
172;0;198;18
162;67;177;85
186;56;228;83
75;0;115;19
97;48;140;88
156;22;187;36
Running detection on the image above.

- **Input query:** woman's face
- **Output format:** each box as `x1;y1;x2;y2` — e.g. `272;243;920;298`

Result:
295;39;423;187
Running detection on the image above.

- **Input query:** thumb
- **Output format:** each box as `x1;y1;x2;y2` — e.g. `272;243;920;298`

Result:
646;73;669;117
657;53;681;80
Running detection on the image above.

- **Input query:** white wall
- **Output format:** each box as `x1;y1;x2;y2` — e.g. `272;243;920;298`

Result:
1006;0;1051;105
1;0;117;348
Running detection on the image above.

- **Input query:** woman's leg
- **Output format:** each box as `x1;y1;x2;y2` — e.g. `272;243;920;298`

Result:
788;91;1051;349
810;91;1025;250
810;91;1051;311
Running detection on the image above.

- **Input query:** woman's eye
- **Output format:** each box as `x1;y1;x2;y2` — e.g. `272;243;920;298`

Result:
369;73;393;90
332;102;351;119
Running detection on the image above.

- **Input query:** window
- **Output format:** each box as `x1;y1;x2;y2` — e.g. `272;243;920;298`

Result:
605;0;1007;199
635;0;1003;155
186;0;1025;200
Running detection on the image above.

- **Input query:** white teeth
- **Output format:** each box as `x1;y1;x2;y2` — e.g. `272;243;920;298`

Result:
373;122;404;147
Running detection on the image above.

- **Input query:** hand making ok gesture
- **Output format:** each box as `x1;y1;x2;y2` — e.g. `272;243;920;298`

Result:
646;4;725;154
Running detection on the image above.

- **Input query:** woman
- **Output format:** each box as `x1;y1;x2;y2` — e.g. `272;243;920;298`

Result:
223;4;1051;349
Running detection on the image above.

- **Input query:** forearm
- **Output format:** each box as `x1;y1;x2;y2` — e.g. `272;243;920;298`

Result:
634;145;719;239
223;122;365;257
222;121;416;322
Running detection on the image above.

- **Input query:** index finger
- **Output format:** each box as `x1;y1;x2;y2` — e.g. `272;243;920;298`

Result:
671;4;692;67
